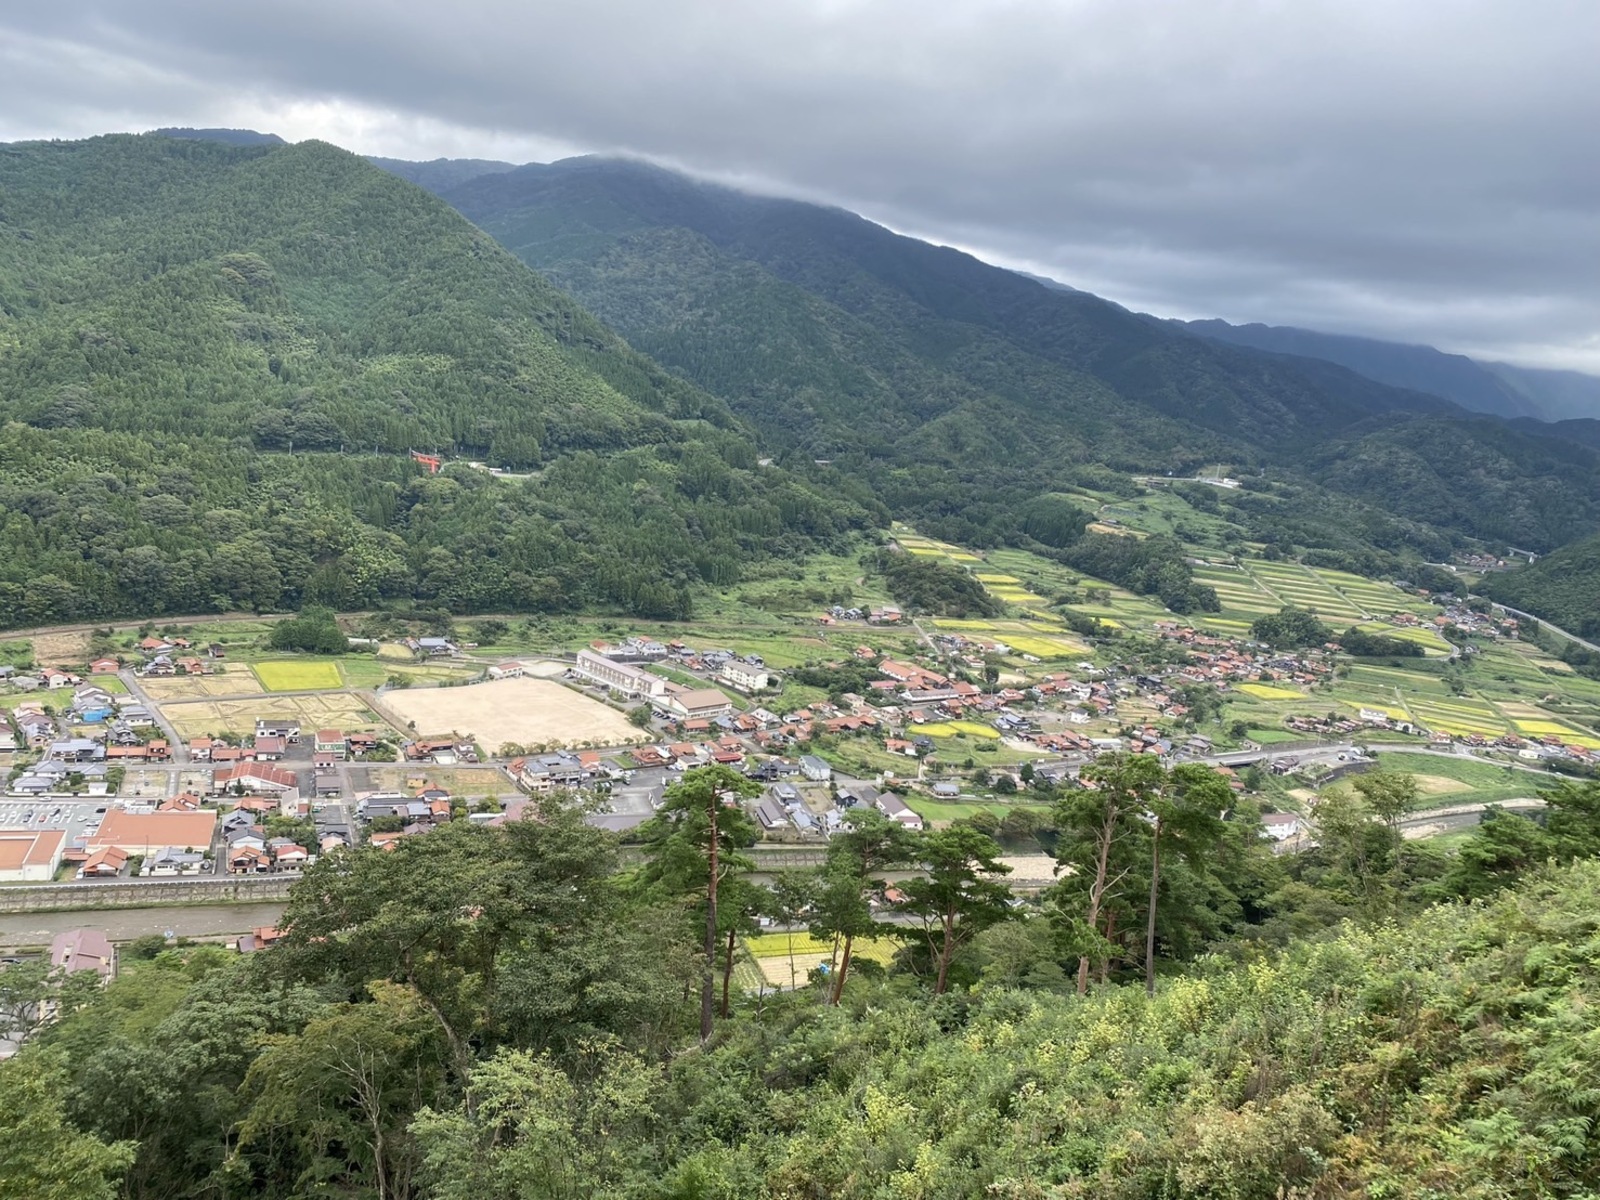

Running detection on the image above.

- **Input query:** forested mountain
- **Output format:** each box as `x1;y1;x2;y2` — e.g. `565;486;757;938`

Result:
1172;317;1551;419
1486;357;1600;421
0;135;872;625
410;155;1600;554
366;155;516;193
1483;535;1600;638
150;127;286;147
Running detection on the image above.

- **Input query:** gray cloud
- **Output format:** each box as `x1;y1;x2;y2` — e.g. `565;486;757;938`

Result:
4;1;1598;369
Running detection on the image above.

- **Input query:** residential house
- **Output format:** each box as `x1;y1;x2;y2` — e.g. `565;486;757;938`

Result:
313;729;346;759
254;718;301;742
1260;813;1306;842
268;839;309;869
89;657;121;674
799;755;833;782
49;929;115;982
212;764;299;796
78;846;129;878
236;925;282;953
148;847;207;875
754;795;789;831
253;735;287;760
228;844;272;874
346;733;380;758
875;792;925;831
50;738;106;763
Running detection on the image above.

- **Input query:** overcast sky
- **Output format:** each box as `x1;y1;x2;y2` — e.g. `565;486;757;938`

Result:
4;1;1598;371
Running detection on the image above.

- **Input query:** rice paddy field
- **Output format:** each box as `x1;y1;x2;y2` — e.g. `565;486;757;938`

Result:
911;719;1002;739
741;930;906;991
254;660;344;691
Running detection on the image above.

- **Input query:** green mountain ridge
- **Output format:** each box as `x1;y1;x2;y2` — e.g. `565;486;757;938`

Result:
425;155;1600;556
0;134;870;624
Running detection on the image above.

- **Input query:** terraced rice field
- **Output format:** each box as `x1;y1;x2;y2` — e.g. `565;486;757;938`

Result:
1244;562;1369;620
1405;696;1509;738
1507;717;1600;749
1353;622;1454;655
1191;566;1282;615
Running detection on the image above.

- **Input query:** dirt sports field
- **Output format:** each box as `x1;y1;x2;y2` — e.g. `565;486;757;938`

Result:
382;677;641;748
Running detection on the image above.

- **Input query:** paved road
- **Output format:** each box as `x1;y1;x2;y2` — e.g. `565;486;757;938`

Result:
1398;798;1545;840
118;670;189;763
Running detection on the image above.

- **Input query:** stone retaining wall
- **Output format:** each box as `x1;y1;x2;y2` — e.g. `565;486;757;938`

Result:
0;876;295;912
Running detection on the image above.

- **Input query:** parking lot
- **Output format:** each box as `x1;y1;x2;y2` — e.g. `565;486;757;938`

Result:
0;798;114;847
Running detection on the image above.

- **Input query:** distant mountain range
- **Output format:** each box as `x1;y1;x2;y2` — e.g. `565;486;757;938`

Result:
1162;319;1600;423
358;144;1600;426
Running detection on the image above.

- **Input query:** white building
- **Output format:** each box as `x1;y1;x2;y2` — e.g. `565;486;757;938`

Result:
719;661;770;692
573;649;670;700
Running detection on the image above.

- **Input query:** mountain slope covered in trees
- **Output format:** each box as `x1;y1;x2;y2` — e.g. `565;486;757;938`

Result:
0;135;872;624
417;155;1600;555
1483;535;1600;638
1172;317;1551;420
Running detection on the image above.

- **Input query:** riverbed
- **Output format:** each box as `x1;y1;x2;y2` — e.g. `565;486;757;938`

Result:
0;902;288;948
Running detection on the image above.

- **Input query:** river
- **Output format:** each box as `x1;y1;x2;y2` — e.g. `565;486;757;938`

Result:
0;902;287;948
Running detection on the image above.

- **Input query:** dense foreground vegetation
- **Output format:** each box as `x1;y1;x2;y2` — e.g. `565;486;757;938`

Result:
7;765;1600;1199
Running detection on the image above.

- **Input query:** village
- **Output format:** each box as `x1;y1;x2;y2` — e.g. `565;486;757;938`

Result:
3;564;1595;897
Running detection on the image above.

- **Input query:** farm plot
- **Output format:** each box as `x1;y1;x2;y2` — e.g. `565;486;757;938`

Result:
1234;683;1307;701
370;766;511;796
745;931;903;990
382;677;642;749
910;720;1001;739
162;692;386;738
1353;622;1454;656
1192;567;1282;615
254;660;344;691
1318;570;1435;615
1405;697;1509;738
1244;562;1368;620
138;673;265;700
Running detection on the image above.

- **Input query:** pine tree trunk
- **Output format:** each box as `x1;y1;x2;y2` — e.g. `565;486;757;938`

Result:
1145;825;1162;997
830;932;854;1005
701;800;719;1043
1078;809;1115;995
721;925;737;1018
935;909;955;994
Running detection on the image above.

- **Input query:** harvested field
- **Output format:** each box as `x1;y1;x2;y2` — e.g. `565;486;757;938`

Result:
162;692;386;738
370;766;511;796
32;630;92;666
139;672;264;700
382;677;642;749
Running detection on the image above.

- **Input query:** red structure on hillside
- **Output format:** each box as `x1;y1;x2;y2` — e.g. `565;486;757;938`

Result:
410;451;442;474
